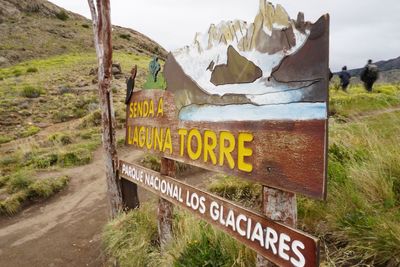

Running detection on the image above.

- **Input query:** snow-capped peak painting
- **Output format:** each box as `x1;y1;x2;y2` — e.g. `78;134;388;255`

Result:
163;0;329;122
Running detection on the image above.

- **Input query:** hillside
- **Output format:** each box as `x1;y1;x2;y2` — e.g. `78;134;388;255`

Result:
0;0;166;216
0;0;167;67
347;56;400;76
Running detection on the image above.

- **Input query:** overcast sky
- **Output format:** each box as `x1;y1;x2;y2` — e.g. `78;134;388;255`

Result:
49;0;400;71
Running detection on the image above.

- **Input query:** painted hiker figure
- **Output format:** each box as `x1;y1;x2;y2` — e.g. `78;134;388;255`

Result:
338;66;351;91
360;59;379;92
125;65;137;104
149;56;161;82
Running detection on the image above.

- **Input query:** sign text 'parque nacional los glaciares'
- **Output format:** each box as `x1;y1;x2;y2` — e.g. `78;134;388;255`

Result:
119;161;319;267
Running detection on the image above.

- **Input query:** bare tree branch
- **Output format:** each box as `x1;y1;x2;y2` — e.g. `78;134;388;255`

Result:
87;0;123;219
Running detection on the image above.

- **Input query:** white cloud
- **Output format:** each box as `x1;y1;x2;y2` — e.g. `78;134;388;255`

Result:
49;0;400;71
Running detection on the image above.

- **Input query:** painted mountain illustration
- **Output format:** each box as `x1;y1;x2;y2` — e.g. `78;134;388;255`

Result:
163;0;329;122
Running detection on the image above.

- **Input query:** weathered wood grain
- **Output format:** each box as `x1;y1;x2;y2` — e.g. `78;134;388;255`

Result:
257;187;298;267
158;157;175;250
125;90;327;199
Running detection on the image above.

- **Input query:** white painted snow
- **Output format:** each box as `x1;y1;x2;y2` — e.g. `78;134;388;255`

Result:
172;20;310;105
179;103;327;122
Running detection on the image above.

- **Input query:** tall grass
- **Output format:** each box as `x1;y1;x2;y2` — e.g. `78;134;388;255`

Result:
329;84;400;117
298;111;400;265
0;170;69;215
103;204;256;267
103;204;158;267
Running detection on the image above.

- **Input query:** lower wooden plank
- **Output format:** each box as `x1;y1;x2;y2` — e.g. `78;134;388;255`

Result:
119;160;319;267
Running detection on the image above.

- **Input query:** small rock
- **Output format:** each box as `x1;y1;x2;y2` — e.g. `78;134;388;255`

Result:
58;85;73;95
0;56;9;66
61;32;75;39
112;62;122;75
36;123;51;128
89;67;98;76
77;81;89;87
113;45;124;50
114;74;123;80
18;110;32;116
19;102;29;109
88;103;99;112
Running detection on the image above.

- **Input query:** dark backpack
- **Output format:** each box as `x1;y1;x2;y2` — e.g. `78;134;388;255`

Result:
361;64;379;82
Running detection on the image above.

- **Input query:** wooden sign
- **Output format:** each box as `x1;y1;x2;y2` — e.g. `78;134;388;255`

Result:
125;87;327;199
125;6;329;199
119;160;319;267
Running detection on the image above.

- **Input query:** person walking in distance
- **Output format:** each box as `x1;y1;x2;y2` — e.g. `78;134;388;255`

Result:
338;66;351;91
360;59;379;92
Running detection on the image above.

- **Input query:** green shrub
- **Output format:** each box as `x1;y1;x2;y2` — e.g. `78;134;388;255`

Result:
12;69;23;77
0;191;28;215
103;205;255;267
20;125;41;138
79;110;102;128
0;175;10;187
52;110;73;122
119;33;131;40
0;153;20;167
59;134;73;145
32;153;58;169
28;176;69;198
0;134;13;144
20;85;43;98
7;172;33;193
175;223;231;267
0;176;68;215
78;128;101;140
103;204;158;267
140;154;161;171
26;67;38;73
117;137;125;147
58;149;91;167
48;133;73;145
208;175;262;209
143;73;166;90
56;11;69;21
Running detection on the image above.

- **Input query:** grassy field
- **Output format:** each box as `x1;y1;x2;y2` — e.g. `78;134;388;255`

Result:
102;84;400;266
0;51;153;215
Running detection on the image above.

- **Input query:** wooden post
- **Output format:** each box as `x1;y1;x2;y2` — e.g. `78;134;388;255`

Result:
158;157;175;250
256;186;297;267
87;0;123;219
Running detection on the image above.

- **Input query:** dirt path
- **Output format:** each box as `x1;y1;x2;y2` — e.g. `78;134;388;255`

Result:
0;140;212;267
0;144;146;267
347;105;400;121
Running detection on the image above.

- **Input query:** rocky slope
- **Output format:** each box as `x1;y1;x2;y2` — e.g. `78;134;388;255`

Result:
0;0;167;67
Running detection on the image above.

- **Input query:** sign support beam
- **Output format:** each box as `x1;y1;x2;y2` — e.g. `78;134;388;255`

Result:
158;157;175;250
257;186;297;267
